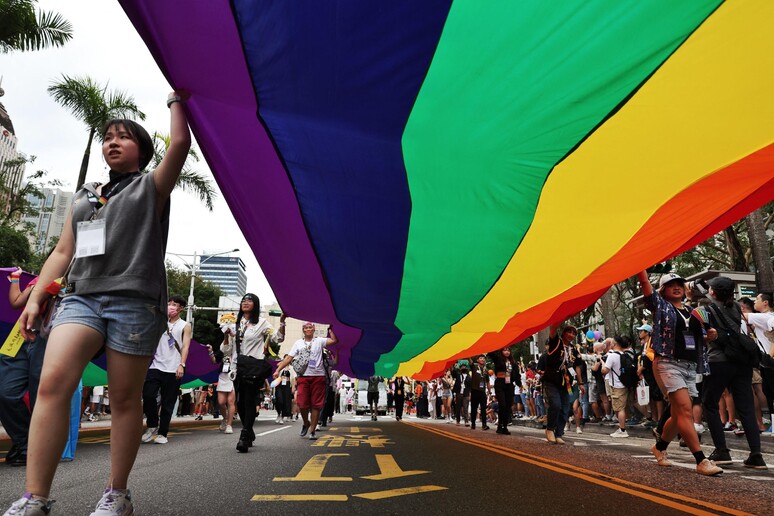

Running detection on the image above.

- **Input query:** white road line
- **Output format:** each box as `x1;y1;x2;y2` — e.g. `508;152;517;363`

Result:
741;476;774;481
256;426;292;437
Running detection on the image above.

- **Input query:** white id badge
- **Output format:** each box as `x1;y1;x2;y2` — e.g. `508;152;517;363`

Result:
76;219;106;257
683;332;696;351
281;378;288;386
222;362;230;374
505;377;511;384
479;382;485;389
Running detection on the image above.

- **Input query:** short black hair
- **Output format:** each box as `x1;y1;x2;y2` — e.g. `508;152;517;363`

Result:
613;335;632;349
738;297;755;312
169;295;187;308
101;119;154;171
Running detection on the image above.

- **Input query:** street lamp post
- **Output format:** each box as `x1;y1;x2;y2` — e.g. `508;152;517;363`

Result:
166;248;239;331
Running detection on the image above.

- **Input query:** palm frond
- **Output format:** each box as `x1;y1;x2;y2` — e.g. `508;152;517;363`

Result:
0;2;73;53
176;170;217;211
152;132;215;210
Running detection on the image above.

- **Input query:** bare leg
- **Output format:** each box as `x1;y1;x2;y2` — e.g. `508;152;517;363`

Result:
26;324;104;497
226;390;236;426
662;389;701;453
309;408;321;432
105;348;153;489
753;383;767;430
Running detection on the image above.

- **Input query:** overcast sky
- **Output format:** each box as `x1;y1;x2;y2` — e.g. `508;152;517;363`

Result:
0;1;276;304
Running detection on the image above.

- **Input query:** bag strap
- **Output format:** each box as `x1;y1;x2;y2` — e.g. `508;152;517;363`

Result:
166;322;182;355
741;313;769;354
708;303;739;334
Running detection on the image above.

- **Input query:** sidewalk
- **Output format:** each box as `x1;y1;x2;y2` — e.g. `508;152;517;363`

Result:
0;414;222;444
509;416;774;454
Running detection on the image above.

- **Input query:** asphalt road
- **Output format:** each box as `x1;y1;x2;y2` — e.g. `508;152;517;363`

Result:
1;413;773;515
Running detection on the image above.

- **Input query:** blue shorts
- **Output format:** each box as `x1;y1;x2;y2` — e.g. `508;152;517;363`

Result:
53;294;166;356
653;356;698;398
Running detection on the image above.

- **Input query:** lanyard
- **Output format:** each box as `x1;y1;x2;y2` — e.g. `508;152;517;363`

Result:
83;172;141;218
675;306;691;329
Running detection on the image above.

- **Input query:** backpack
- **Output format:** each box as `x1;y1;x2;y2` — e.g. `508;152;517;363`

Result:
708;303;760;368
613;350;638;389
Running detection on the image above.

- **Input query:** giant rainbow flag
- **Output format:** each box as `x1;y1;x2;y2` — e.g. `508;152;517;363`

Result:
27;1;774;380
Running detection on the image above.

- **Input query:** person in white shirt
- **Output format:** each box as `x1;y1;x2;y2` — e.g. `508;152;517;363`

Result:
601;336;633;439
141;296;192;445
741;292;774;432
231;293;285;453
273;322;337;440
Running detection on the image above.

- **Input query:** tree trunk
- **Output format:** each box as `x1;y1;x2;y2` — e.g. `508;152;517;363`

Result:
600;287;617;338
76;127;95;190
746;208;774;292
723;226;748;272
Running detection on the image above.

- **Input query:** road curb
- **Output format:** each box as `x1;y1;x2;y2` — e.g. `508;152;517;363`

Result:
509;417;774;454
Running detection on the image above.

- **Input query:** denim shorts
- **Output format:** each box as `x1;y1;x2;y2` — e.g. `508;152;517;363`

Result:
653;356;698;398
52;294;166;356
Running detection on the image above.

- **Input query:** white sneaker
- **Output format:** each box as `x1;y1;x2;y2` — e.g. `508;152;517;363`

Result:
224;425;233;434
610;428;629;438
141;427;158;443
693;423;706;434
90;488;133;516
3;494;54;515
219;421;227;432
280;417;286;424
576;427;583;434
696;459;723;476
275;416;281;424
154;435;168;444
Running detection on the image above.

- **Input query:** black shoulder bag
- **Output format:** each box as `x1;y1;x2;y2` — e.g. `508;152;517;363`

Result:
235;325;272;382
708;303;760;368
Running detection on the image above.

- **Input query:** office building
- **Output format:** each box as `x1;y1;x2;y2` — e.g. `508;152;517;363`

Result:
199;254;247;296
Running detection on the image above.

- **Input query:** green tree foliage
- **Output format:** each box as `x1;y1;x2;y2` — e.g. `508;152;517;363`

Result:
0;224;31;268
166;262;224;346
0;0;73;53
150;133;217;211
48;75;145;190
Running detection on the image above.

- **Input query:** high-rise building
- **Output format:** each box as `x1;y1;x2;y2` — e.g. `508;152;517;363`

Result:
22;187;74;254
198;254;247;296
0;91;26;217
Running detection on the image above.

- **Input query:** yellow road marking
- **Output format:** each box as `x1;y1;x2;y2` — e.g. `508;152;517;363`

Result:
407;423;753;516
274;453;352;481
251;495;348;502
352;485;447;500
362;454;430;480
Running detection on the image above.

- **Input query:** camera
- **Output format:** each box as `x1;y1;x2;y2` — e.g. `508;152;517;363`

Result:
688;279;708;295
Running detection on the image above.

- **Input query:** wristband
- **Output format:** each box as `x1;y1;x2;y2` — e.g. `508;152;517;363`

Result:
166;95;182;108
179;363;186;369
8;277;19;283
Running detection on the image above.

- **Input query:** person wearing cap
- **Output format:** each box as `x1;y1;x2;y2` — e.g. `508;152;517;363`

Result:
231;293;286;452
542;325;585;444
637;270;721;476
701;276;767;470
273;322;337;440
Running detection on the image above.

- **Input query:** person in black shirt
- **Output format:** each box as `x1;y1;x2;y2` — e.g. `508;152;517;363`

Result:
467;355;491;430
542;325;585;444
488;347;517;435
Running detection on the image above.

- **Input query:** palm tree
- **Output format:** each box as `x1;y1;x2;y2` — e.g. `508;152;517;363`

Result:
0;0;73;53
150;132;217;211
48;75;145;190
